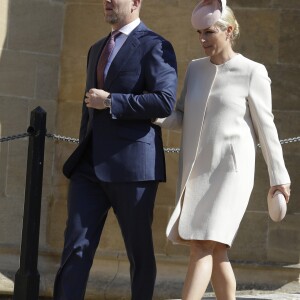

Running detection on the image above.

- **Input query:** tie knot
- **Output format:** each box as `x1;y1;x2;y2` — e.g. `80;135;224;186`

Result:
111;31;121;40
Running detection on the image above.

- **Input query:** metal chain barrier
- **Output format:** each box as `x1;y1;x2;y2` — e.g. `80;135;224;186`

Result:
0;132;30;143
279;136;300;144
44;134;300;152
45;133;80;144
257;136;300;149
1;132;300;153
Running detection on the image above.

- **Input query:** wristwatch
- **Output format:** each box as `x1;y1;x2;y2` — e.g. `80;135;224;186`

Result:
103;94;111;108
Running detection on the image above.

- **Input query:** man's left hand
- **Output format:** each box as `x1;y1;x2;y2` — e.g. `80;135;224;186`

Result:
85;88;110;110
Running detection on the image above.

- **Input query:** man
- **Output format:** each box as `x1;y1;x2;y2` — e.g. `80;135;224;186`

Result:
53;0;177;299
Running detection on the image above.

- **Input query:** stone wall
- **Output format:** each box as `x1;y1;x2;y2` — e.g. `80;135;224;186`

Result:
0;0;64;296
0;0;299;298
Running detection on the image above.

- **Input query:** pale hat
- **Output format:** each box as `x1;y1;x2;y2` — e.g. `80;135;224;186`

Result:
191;0;227;30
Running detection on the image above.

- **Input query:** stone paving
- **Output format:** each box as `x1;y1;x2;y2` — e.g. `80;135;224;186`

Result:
168;281;300;300
202;295;300;300
234;295;300;300
202;281;300;300
2;294;299;299
1;282;299;300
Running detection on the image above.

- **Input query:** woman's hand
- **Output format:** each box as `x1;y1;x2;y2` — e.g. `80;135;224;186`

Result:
268;184;291;203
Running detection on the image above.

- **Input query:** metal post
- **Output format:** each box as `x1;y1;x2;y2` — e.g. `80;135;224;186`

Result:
13;107;47;300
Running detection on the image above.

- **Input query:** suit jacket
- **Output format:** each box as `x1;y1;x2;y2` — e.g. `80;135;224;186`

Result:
63;22;178;182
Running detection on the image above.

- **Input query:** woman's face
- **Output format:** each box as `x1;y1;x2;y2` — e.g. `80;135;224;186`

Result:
197;25;231;58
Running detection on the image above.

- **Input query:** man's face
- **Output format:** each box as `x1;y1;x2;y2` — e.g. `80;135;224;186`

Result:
103;0;135;26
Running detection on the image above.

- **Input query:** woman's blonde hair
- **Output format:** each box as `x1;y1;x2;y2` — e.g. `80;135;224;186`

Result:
215;6;240;46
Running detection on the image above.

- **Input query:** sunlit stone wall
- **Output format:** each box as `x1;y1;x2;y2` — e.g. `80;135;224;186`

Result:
0;0;299;298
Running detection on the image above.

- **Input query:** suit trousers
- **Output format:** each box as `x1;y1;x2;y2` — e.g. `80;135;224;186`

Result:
53;145;159;300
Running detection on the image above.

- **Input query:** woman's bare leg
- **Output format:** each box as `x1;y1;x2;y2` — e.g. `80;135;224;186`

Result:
182;240;216;300
211;242;236;300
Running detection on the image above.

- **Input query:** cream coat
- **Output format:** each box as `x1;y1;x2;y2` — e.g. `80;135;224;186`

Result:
156;54;290;246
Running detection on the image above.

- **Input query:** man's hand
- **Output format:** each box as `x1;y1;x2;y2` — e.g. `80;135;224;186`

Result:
85;88;110;110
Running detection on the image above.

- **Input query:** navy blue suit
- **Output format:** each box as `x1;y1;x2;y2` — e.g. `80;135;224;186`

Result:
54;22;177;300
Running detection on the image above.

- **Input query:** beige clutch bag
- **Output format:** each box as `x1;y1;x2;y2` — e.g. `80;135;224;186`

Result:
267;190;287;222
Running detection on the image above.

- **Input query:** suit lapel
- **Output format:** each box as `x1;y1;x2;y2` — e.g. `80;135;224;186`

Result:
104;23;147;90
104;36;140;90
90;22;148;90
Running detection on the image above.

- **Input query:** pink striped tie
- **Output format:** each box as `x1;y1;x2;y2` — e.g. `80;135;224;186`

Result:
97;31;121;89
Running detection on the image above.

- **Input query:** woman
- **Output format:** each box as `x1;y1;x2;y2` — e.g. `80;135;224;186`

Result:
155;0;291;299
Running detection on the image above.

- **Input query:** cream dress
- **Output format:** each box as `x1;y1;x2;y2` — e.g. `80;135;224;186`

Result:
156;54;290;247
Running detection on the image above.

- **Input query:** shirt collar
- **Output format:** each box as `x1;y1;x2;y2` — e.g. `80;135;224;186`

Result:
115;18;141;36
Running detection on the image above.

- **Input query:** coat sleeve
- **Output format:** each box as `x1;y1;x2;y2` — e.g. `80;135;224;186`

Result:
154;62;191;130
110;39;178;120
247;64;290;186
